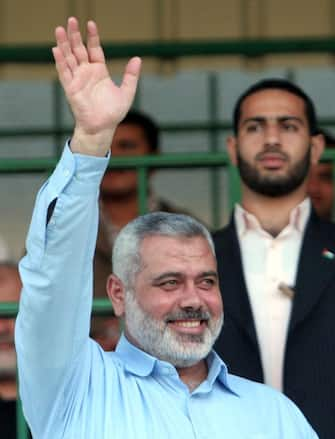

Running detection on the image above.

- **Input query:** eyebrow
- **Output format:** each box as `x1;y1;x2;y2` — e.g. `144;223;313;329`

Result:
152;270;218;283
241;116;305;127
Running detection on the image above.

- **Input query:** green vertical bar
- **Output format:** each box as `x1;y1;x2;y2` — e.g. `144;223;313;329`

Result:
137;167;148;215
332;159;335;221
208;73;221;230
228;163;241;211
52;80;63;158
132;79;141;110
16;395;29;439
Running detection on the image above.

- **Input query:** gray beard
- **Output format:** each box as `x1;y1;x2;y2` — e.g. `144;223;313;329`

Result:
124;291;223;367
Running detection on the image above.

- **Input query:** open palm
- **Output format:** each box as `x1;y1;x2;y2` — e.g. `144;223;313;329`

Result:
52;17;141;154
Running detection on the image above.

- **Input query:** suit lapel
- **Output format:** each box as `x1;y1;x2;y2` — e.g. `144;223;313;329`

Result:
290;213;335;332
215;218;259;347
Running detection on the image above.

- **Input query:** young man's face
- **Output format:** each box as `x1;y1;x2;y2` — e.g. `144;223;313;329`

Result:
100;123;152;198
228;89;323;197
123;235;223;367
307;162;334;220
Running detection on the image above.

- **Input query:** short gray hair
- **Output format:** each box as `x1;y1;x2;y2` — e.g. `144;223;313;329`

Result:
112;212;215;288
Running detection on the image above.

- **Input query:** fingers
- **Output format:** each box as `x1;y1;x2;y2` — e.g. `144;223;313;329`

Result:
53;17;90;80
86;20;106;64
52;45;73;88
54;23;79;77
67;17;89;65
120;57;142;107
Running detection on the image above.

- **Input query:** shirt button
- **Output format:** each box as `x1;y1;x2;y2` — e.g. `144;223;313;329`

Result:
63;168;70;177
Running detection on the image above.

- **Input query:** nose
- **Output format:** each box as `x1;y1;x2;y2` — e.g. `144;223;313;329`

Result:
264;123;281;147
178;284;203;310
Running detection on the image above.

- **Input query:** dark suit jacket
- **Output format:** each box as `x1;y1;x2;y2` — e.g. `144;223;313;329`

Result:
214;211;335;439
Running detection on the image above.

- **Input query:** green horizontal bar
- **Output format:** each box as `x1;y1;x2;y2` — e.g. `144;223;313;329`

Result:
0;157;57;173
321;149;335;160
0;122;232;138
0;298;113;317
91;298;114;315
0;301;18;316
1;149;335;174
1;117;335;139
0;127;71;137
0;152;231;173
2;36;335;63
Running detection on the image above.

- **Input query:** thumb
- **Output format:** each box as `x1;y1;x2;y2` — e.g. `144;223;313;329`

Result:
120;57;142;107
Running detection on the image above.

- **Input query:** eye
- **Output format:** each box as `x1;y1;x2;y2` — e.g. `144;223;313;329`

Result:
119;140;139;151
245;123;261;133
198;278;216;290
158;279;179;291
282;122;298;132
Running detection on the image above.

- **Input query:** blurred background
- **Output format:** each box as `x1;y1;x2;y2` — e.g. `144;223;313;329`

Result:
2;0;335;260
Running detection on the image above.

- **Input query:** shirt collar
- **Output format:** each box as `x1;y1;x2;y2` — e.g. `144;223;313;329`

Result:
115;334;157;377
235;198;311;238
114;334;239;396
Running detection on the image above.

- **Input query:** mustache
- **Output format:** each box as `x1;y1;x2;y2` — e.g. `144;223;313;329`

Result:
255;146;289;161
165;309;211;322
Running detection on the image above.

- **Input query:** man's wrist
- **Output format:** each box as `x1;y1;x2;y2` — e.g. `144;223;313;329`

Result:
70;126;115;157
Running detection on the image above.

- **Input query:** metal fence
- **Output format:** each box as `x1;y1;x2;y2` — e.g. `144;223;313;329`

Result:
1;36;335;438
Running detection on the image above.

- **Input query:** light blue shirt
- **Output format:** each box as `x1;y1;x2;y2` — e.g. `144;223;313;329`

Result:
15;144;318;439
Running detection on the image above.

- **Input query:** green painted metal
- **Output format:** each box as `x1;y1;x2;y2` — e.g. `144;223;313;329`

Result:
0;151;231;173
1;117;335;149
0;299;114;317
137;167;149;215
16;396;29;439
2;118;335;138
2;36;335;63
227;163;242;210
53;80;64;158
208;73;221;229
91;298;114;315
0;301;18;316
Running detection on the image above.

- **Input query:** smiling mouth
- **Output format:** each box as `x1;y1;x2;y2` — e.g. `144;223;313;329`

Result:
166;319;209;334
173;320;203;328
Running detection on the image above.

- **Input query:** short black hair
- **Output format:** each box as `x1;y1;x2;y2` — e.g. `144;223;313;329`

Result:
120;110;159;153
233;78;318;136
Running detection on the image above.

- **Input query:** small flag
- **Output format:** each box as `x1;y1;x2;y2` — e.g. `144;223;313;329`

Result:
322;248;335;260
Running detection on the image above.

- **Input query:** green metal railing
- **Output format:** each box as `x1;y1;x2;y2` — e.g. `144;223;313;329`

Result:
2;36;335;62
1;35;335;438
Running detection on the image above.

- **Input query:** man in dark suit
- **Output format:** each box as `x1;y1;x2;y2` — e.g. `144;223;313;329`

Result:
307;129;335;220
213;79;335;438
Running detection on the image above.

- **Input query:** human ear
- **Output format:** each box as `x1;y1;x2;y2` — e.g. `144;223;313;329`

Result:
226;136;238;166
310;133;325;165
106;274;126;317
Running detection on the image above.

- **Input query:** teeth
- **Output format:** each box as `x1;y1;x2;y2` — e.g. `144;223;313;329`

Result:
174;320;201;328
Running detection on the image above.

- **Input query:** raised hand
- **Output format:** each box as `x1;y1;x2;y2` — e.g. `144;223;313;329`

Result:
52;17;141;156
